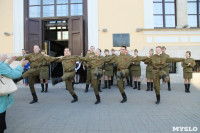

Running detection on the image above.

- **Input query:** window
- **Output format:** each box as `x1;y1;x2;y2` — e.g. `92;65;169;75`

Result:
193;60;200;72
153;0;176;28
169;62;176;73
29;0;83;18
187;0;200;27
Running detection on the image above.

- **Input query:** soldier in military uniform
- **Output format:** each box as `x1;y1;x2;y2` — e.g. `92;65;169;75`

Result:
51;49;79;103
102;49;113;89
109;46;148;103
144;49;154;91
181;51;196;93
111;49;117;86
84;46;96;92
145;46;185;104
161;46;171;91
132;49;142;90
15;45;60;104
78;49;113;104
40;50;50;93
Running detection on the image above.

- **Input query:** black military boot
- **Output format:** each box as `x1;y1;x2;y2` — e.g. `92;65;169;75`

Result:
52;78;62;86
187;84;190;93
146;82;150;91
13;76;23;83
45;84;48;92
71;94;78;103
184;84;187;92
126;78;130;86
138;82;141;90
98;80;102;92
168;82;171;91
111;76;113;85
85;84;89;92
108;80;111;89
30;92;38;104
102;80;107;89
133;81;137;89
121;93;127;103
150;82;154;91
155;95;160;104
95;95;101;104
130;79;133;87
41;84;44;92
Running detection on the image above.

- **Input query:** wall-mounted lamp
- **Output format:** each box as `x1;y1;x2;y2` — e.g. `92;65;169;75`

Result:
4;32;13;36
102;28;107;32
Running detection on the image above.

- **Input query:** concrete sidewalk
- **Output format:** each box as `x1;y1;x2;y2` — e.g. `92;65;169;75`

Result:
4;82;200;133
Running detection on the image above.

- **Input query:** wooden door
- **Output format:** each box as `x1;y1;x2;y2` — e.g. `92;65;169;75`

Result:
69;16;83;55
25;18;42;52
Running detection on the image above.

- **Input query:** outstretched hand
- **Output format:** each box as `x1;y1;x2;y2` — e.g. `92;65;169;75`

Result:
6;56;16;65
0;54;7;63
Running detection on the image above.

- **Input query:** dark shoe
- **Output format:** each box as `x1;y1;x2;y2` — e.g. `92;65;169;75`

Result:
13;76;23;83
52;78;62;86
41;84;44;92
102;80;107;89
121;93;127;103
151;82;153;91
29;92;38;104
95;95;101;104
45;84;48;92
155;95;160;104
146;82;150;91
138;82;141;90
133;81;137;89
168;82;171;91
85;84;89;92
71;94;78;103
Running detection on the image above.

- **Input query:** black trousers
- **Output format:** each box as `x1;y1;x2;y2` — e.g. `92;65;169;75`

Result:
0;111;6;133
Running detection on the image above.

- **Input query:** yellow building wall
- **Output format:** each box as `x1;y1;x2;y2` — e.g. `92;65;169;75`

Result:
98;0;200;52
0;0;13;54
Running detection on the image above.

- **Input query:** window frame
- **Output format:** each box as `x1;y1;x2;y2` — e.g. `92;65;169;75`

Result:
169;62;177;73
187;0;200;28
153;0;177;29
28;0;83;18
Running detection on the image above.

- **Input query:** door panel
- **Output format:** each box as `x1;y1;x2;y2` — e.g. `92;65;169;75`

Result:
69;16;83;55
25;18;42;52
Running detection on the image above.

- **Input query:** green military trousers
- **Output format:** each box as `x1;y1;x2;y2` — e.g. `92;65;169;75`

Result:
91;69;103;95
117;69;129;94
86;68;91;85
62;71;76;96
152;70;167;95
22;68;41;93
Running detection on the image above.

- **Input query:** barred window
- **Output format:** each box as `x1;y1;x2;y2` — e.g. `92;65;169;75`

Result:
153;0;176;28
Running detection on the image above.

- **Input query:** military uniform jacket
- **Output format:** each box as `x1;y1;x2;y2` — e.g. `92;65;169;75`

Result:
84;52;95;69
144;58;153;72
103;55;113;71
109;54;147;70
162;53;170;72
56;56;79;72
181;58;196;73
146;54;185;70
130;56;141;71
16;53;59;68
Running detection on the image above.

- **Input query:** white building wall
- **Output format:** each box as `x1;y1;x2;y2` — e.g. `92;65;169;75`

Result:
87;0;98;50
13;0;24;54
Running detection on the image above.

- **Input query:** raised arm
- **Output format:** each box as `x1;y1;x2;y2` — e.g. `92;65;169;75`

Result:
132;56;148;62
44;55;62;63
15;54;30;61
166;57;185;63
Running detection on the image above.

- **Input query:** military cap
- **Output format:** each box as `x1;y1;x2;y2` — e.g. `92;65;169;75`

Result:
186;51;191;56
134;49;138;52
111;48;115;51
161;46;166;49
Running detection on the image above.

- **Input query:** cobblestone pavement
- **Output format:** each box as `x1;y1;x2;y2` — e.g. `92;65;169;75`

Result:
4;82;200;133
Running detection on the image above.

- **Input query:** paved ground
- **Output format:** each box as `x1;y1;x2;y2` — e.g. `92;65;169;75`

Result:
4;82;200;133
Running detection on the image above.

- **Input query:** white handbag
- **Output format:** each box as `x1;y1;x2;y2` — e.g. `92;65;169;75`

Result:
0;74;18;96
